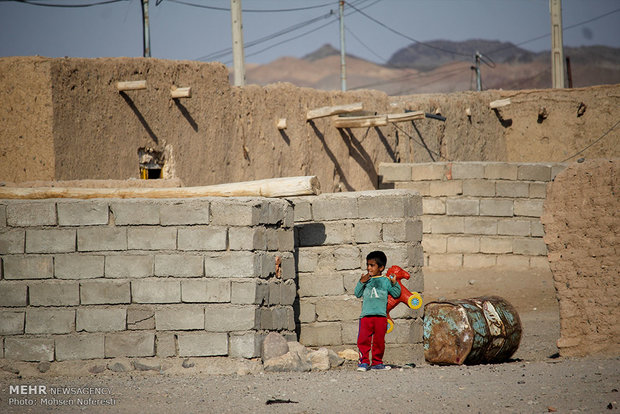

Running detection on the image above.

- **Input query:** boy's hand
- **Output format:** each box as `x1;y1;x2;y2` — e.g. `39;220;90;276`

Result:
360;273;370;283
389;274;396;285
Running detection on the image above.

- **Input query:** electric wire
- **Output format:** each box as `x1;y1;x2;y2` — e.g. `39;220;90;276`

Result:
345;26;387;63
393;123;451;162
561;119;620;163
163;0;334;13
3;0;127;7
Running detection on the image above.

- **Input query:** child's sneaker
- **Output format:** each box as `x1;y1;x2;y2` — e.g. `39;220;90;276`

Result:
370;364;391;370
356;363;369;372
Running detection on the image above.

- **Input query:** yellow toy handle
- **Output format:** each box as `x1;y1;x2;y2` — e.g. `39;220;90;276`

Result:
407;292;423;310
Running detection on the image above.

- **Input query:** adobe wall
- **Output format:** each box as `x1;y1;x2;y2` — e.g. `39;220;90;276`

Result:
541;159;619;357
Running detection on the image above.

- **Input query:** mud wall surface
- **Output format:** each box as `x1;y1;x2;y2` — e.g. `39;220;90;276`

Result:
0;58;55;182
542;159;619;357
1;57;618;192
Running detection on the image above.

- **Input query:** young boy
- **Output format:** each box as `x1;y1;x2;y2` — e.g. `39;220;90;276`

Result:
354;251;400;371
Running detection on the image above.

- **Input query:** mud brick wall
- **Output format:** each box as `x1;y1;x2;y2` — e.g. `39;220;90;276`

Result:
379;162;567;270
288;190;424;363
542;159;619;357
0;197;295;362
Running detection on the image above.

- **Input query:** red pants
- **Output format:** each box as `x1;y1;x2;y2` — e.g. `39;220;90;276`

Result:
357;316;387;366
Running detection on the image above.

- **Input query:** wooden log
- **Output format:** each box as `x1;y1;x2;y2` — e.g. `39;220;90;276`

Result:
276;118;287;130
489;98;511;109
171;86;192;98
333;114;388;129
0;176;321;200
116;80;147;91
387;111;425;123
306;102;363;121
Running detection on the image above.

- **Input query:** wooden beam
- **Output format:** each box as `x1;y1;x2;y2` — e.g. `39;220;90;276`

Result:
171;86;191;98
116;80;147;92
333;114;387;129
276;118;287;130
0;176;321;200
306;102;363;121
387;111;425;123
489;98;511;109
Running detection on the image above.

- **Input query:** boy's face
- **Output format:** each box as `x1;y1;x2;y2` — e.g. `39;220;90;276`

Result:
366;259;384;276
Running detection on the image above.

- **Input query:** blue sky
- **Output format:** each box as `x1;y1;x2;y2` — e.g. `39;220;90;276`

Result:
1;0;619;65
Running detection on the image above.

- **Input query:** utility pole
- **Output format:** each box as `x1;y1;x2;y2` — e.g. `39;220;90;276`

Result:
550;0;565;88
473;51;482;91
141;0;151;57
231;0;246;86
339;0;346;91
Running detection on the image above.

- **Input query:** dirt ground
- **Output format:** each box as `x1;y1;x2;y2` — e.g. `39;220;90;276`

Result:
1;268;618;413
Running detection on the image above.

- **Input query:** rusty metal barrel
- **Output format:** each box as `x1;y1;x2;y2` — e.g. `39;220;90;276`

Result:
423;296;522;365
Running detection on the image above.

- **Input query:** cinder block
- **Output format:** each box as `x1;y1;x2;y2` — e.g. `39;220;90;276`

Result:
177;332;228;357
26;309;74;334
530;256;550;269
463;254;496;268
422;234;447;253
312;196;358;221
259;252;276;278
229;332;262;358
480;199;514;217
429;181;463;197
430;216;464;234
299;299;316;323
333;246;360;270
0;229;25;254
210;200;260;226
283;203;294;229
407;242;425;267
4;338;54;362
551;164;567;179
451;163;485;179
427;253;462;269
529;182;547;198
297;249;318;273
268;280;281;305
277;229;295;252
298;274;344;297
80;280;130;304
154;254;203;277
463;179;496;197
518;164;551;181
105;255;153;278
259;200;288;226
341;320;359;345
229;227;266;251
155;306;205;330
480;237;513;254
378;163;412;182
77;308;126;332
0;204;6;227
423;198;446;215
260;307;273;330
422;218;431;234
55;334;105;360
383;219;423;243
264;228;279;251
55;254;104;279
0;282;27;306
231;280;268;304
352;221;382;243
0;311;24;334
411;163;447;180
26;229;75;253
178;226;227;251
160;200;210;225
358;193;419;219
127;307;155;330
513;238;547;255
127;227;177;250
446;199;479;216
315;297;361;322
297;222;353;246
105;332;155;358
496;181;529;198
156;332;176;357
299;322;342;346
344;270;362;295
394;181;430;196
204;305;259;331
77;227;127;252
530;221;545;237
281;280;296;305
498;219;531;236
386;319;423;345
204;252;261;278
57;201;108;226
110;201;160;225
7;202;56;226
288;197;313;222
30;281;79;306
182;279;231;303
3;256;53;280
497;255;530;268
132;279;180;303
447;236;480;253
464;217;498;235
484;163;518;180
514;199;544;217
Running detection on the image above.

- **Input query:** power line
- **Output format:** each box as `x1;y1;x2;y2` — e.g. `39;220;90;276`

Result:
163;0;334;13
345;26;387;63
561;119;620;163
4;0;128;7
393;123;451;162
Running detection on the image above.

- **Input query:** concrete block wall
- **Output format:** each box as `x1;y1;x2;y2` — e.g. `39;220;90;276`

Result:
288;190;424;362
0;197;295;362
379;162;567;270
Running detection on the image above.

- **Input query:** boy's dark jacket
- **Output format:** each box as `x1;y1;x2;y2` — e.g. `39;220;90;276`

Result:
354;276;401;317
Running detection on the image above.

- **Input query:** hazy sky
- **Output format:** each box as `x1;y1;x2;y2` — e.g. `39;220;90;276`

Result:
1;0;619;65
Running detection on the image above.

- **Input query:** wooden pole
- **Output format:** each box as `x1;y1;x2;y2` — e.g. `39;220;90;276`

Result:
0;176;321;200
387;111;425;123
550;0;565;88
489;98;511;109
171;87;192;98
117;80;147;91
333;115;387;129
306;102;363;121
276;118;287;130
231;0;246;86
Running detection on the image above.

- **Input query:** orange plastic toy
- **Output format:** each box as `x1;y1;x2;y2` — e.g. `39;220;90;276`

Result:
385;265;423;333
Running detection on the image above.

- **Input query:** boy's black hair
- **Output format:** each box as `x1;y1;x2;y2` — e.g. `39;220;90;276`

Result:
366;251;387;268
